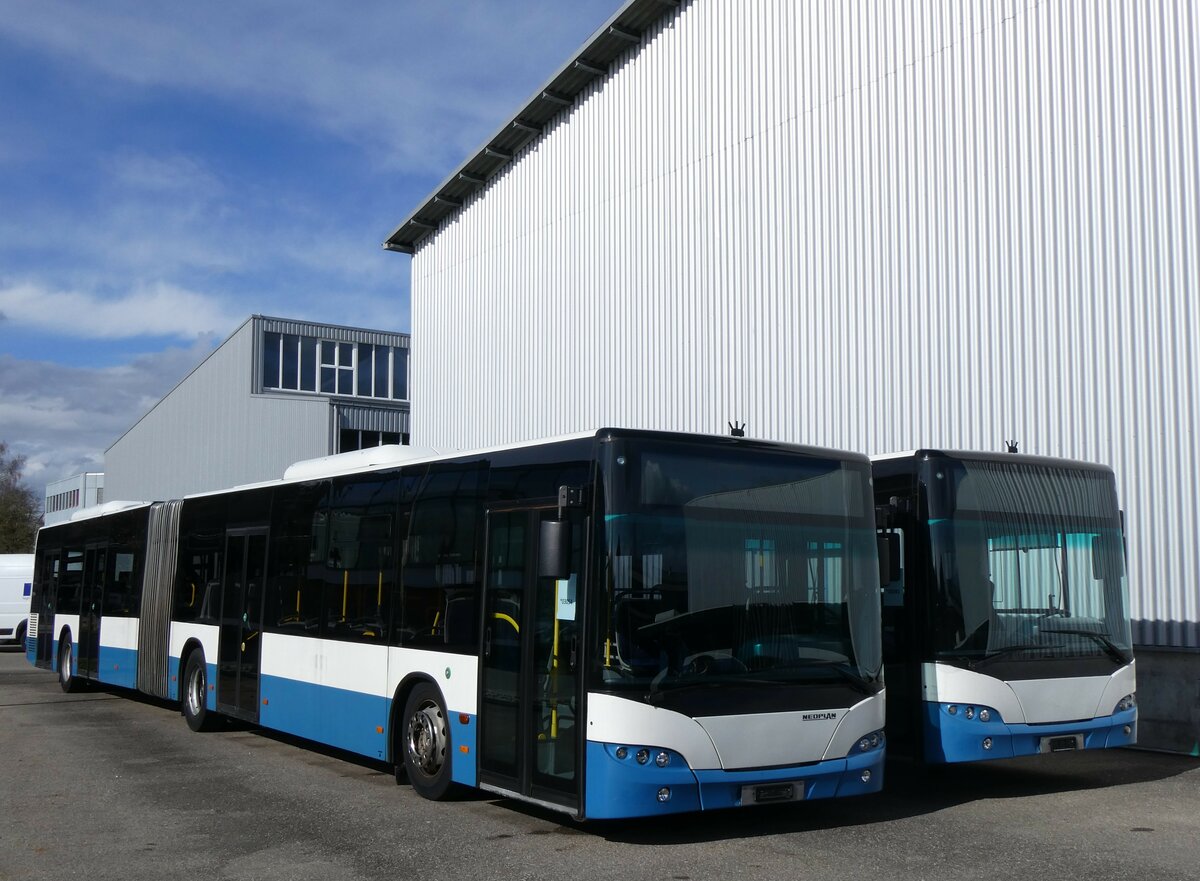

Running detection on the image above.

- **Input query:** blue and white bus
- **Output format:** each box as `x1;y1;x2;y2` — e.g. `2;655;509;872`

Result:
28;429;885;818
872;450;1136;764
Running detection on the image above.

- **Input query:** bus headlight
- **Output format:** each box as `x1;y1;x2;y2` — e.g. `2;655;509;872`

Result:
636;748;650;765
1114;693;1136;713
855;730;885;753
655;751;670;767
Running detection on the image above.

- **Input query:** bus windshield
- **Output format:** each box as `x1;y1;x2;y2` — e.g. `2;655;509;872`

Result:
593;438;881;704
924;457;1132;665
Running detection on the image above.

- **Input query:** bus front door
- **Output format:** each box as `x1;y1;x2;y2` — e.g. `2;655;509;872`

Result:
217;529;268;721
78;545;106;680
479;507;582;812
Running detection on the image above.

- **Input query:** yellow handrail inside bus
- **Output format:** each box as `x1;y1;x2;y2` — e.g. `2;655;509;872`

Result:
341;570;348;619
493;612;519;634
551;607;560;738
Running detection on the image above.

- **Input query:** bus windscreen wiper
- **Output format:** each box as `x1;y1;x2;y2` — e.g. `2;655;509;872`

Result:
970;644;1043;669
1036;633;1128;667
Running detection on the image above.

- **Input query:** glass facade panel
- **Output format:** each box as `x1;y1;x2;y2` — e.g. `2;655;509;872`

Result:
300;337;317;391
281;334;300;390
263;331;281;388
374;346;390;399
357;345;373;396
393;348;408;400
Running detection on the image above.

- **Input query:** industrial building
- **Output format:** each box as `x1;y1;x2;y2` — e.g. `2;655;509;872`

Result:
105;315;410;502
43;472;104;526
386;1;1198;751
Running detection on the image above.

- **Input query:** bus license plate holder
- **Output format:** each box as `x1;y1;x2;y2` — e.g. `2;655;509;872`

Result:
741;782;804;805
1039;734;1083;753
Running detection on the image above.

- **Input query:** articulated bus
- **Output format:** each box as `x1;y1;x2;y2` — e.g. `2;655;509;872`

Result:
28;429;885;819
872;450;1136;764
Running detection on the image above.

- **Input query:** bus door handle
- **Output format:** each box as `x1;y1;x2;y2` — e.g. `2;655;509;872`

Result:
484;626;492;658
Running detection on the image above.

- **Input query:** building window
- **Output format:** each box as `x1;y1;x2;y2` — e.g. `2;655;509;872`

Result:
356;344;393;399
392;347;408;401
46;488;83;514
263;331;281;387
263;330;408;401
264;332;321;392
321;341;355;395
338;430;409;453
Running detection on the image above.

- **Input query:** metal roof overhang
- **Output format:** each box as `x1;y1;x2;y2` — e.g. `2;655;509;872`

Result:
383;0;680;255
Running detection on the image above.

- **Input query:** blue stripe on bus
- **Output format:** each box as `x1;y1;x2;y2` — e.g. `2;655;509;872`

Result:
450;713;477;786
96;645;138;689
922;701;1139;763
259;674;390;760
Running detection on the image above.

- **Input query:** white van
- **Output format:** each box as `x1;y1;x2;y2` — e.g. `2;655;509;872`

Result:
0;554;34;650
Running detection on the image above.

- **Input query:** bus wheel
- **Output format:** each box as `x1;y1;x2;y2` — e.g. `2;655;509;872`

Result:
403;683;452;800
182;651;215;732
14;621;26;653
58;635;81;694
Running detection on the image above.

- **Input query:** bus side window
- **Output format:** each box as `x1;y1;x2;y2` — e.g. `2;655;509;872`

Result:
400;463;485;653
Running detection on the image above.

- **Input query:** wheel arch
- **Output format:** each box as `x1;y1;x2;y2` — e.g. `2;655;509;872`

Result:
177;638;207;706
386;673;444;765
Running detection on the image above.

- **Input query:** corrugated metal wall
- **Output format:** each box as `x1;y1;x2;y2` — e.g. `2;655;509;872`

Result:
105;322;333;500
410;0;1199;646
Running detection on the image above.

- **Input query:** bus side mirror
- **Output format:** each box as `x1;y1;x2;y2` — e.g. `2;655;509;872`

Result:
877;532;901;586
539;519;571;580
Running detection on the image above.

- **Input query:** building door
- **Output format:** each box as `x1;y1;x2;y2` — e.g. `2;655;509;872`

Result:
217;529;268;720
78;545;106;680
478;507;583;810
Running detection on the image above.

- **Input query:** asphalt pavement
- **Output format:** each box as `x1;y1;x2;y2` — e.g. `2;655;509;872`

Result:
1;647;1197;881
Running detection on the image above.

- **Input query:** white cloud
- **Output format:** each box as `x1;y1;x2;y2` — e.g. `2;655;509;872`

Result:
103;151;225;196
0;341;218;502
0;280;242;340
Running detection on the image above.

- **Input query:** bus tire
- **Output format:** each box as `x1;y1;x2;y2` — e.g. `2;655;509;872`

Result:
58;634;82;693
182;651;216;732
14;620;26;653
402;682;453;800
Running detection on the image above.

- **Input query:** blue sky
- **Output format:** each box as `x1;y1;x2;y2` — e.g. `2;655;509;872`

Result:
0;0;619;501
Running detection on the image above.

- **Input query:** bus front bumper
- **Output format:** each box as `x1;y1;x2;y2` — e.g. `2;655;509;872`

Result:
583;741;884;819
923;701;1138;763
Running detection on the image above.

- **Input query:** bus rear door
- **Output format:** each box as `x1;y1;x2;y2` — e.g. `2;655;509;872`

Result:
78;545;105;680
217;529;268;721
